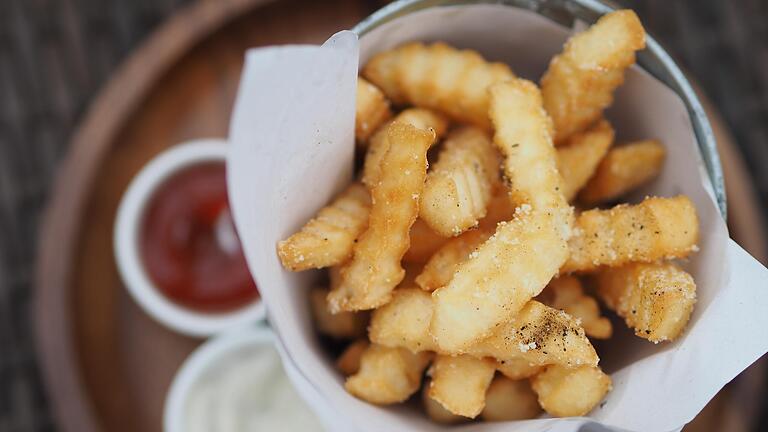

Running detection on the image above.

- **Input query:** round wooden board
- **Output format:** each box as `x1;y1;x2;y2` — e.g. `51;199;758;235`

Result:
33;1;767;432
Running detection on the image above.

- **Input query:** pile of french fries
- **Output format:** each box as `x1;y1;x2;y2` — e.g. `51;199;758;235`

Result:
277;10;700;423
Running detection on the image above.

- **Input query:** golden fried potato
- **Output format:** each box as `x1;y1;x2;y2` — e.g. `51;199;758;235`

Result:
422;383;467;424
355;77;392;143
580;139;666;205
531;365;612;417
337;339;369;376
595;262;696;342
310;286;368;339
556;119;614;201
329;123;435;312
415;229;492;292
542;10;646;143
370;289;599;368
430;80;572;351
478;185;517;230
363;42;515;129
495;358;543;381
362;108;448;188
369;288;436;353
345;344;432;405
428;355;496;418
403;219;450;264
562;195;699;273
472;300;598;368
277;183;370;271
481;375;541;421
420;127;501;236
539;276;612;339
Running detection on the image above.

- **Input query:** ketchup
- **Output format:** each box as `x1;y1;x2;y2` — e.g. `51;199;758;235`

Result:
140;163;258;312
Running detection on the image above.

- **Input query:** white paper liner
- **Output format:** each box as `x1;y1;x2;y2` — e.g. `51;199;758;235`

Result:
227;5;768;432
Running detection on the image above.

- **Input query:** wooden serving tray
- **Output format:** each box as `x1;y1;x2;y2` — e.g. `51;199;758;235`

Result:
33;1;766;431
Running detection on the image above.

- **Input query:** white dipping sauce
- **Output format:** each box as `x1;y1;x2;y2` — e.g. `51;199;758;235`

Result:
183;344;322;432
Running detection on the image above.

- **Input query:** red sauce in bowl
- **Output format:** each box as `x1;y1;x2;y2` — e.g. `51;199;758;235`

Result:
140;163;258;312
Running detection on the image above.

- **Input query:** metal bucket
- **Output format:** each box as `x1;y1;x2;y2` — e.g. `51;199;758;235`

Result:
353;0;727;219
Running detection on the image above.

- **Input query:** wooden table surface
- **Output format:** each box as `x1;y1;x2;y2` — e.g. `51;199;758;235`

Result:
1;0;766;431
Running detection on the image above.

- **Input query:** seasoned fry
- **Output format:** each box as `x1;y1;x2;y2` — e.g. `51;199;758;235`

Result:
277;183;370;271
562;195;699;273
362;108;449;188
556;119;614;201
595;262;696;342
310;287;368;339
472;300;598;368
477;185;517;230
431;80;572;351
420;127;501;236
481;375;541;421
542;10;646;142
539;276;612;339
370;289;598;368
580;139;666;205
363;42;515;128
428;355;496;418
356;77;392;143
369;288;436;353
531;365;612;417
345;344;432;405
403;219;450;264
422;384;467;424
329;123;435;312
495;358;543;381
415;229;492;292
337;339;369;376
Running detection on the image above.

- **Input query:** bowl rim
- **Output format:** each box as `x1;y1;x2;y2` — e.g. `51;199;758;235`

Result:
113;139;266;337
352;0;727;220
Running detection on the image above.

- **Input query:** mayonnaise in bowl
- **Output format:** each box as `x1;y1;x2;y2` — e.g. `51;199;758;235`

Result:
165;327;323;432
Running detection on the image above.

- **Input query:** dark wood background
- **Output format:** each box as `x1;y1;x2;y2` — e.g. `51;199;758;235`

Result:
1;0;766;431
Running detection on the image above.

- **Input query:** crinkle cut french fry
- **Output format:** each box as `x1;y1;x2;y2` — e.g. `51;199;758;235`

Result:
541;10;646;143
481;375;541;421
595;262;696;343
495;358;542;380
328;123;435;312
562;195;699;273
345;343;432;405
420;127;501;236
337;339;369;376
580;139;666;205
369;288;436;353
477;184;517;230
556;119;614;201
362;108;449;188
422;384;467;424
472;300;598;368
415;229;492;292
362;42;515;129
369;289;599;368
403;219;450;264
431;80;572;352
277;183;370;271
310;286;368;340
539;276;612;339
530;365;612;417
356;77;392;143
428;355;496;418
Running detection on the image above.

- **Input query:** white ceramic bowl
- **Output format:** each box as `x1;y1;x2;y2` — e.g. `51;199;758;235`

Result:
164;327;339;432
114;139;265;337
